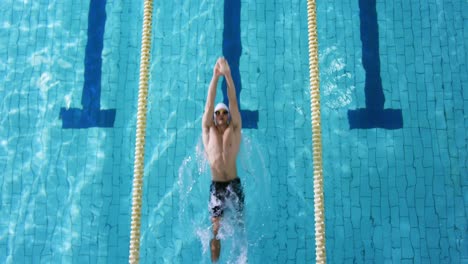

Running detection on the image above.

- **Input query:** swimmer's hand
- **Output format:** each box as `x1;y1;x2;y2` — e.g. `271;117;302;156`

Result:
218;58;231;77
213;58;222;78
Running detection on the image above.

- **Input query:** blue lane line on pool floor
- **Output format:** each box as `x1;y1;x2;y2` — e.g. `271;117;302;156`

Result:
60;0;116;129
347;0;403;129
222;0;258;129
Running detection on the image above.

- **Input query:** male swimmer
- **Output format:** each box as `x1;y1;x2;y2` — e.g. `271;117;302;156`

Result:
201;58;245;262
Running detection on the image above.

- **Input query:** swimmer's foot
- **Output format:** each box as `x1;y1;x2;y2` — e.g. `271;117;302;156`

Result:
210;238;220;262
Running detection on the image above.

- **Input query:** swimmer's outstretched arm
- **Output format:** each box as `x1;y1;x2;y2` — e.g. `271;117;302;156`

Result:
219;58;242;129
202;60;222;135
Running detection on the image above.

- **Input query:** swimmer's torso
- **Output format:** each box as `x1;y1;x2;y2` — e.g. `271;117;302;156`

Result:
205;125;240;182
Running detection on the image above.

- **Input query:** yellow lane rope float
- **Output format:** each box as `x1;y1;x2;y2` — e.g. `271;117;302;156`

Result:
129;0;154;263
306;0;327;263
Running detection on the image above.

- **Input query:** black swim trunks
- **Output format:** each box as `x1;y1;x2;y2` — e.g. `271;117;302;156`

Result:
209;178;244;218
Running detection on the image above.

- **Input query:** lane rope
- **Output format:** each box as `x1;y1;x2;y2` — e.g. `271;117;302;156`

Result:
129;0;154;263
306;0;327;263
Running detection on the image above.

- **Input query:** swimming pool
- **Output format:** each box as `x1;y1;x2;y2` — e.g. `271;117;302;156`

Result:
0;0;466;263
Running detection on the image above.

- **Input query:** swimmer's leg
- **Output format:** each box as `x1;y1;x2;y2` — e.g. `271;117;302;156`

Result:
211;217;221;262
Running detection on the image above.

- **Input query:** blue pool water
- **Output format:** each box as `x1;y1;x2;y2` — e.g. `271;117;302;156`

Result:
0;0;466;263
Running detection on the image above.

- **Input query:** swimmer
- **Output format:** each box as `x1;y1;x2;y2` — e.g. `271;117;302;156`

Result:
202;57;244;262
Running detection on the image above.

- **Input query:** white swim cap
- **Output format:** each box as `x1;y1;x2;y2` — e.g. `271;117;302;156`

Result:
214;102;229;113
213;102;231;125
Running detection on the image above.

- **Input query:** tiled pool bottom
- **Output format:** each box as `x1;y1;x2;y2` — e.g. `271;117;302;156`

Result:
321;129;467;263
318;0;467;262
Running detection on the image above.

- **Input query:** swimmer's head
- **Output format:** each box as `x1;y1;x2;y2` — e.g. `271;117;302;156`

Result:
213;102;231;126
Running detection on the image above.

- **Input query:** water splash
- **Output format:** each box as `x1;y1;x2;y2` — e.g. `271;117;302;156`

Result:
320;46;356;110
174;133;271;263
